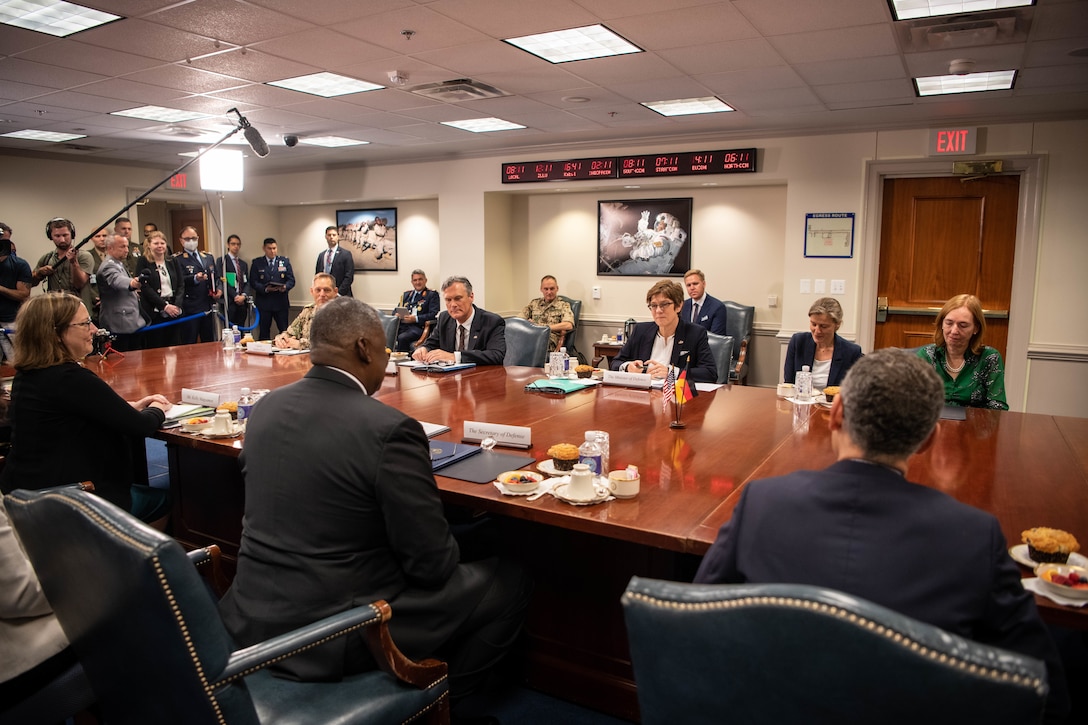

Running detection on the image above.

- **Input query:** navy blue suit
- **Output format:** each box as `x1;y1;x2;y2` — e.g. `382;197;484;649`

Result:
611;319;717;383
176;250;219;344
783;331;863;386
250;254;295;340
316;246;354;297
680;293;727;335
395;287;440;351
695;459;1069;722
216;254;250;327
421;306;506;365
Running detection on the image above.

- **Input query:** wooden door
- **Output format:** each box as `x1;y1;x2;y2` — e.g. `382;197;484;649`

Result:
874;176;1019;357
169;208;206;256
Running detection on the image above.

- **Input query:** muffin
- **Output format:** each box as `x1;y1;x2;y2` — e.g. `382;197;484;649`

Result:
575;364;593;379
547;443;580;471
216;400;239;420
823;386;840;402
1021;527;1080;564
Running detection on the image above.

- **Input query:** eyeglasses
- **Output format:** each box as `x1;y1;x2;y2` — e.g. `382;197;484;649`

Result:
181;236;199;241
67;320;93;329
647;303;674;311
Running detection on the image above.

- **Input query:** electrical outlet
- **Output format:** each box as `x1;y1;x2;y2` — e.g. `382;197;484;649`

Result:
830;279;845;294
592;286;601;299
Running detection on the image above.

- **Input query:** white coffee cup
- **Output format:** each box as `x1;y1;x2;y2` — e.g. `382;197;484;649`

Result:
212;411;233;435
607;470;640;498
777;382;795;398
566;463;596;501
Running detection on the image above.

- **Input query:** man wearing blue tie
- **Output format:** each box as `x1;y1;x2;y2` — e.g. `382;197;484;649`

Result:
176;226;221;344
394;269;439;351
316;226;354;297
250;238;295;341
679;268;727;335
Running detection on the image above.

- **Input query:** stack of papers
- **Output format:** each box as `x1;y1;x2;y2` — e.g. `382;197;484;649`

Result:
165;403;215;421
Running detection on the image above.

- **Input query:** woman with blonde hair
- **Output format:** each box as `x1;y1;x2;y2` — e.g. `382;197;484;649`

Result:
917;293;1008;410
0;293;174;516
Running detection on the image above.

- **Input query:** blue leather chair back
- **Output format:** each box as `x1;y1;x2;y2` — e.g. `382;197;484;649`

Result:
622;577;1048;725
378;310;400;350
5;488;449;725
705;333;734;384
504;317;550;367
558;295;584;363
723;300;754;383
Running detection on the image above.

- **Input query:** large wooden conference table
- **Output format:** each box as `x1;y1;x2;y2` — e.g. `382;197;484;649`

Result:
89;343;1088;719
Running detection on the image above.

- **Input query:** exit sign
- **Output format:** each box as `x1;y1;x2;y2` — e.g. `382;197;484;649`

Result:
928;127;977;156
169;172;188;189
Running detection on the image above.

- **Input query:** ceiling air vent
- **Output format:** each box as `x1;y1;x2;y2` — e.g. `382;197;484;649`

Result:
900;10;1029;51
59;143;98;152
407;79;508;102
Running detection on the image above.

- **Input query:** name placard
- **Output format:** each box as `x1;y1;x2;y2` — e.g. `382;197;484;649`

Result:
181;388;221;407
602;370;652;389
245;342;275;355
463;421;532;449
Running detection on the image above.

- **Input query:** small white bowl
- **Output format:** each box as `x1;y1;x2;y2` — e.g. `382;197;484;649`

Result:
1034;563;1088;600
496;470;542;493
181;418;213;433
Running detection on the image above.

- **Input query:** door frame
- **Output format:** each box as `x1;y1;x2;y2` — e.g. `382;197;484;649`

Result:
858;155;1045;411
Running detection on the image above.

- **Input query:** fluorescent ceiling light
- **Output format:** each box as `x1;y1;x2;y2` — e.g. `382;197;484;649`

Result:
267;72;384;98
299;136;369;148
504;24;641;63
888;0;1034;21
0;0;120;37
111;106;210;123
642;96;735;117
1;129;86;142
915;70;1016;95
441;118;526;133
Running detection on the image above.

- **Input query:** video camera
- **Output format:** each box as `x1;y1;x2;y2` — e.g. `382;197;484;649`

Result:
92;329;116;357
136;267;155;288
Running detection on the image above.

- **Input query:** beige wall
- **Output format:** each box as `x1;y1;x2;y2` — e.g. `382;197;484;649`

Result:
3;118;1085;416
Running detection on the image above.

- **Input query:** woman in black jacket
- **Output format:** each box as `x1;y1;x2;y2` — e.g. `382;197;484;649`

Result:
134;230;183;348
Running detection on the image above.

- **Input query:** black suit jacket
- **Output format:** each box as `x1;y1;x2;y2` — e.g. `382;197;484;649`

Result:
783;331;863;386
135;256;182;319
249;255;295;312
218;366;494;679
216;254;249;299
679;293;728;335
611;319;717;382
421;306;507;365
316;246;354;296
694;459;1069;721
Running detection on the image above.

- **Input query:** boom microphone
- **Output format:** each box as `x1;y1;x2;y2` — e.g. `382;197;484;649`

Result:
243;124;269;158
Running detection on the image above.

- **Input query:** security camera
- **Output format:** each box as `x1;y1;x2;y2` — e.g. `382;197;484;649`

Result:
284;134;299;147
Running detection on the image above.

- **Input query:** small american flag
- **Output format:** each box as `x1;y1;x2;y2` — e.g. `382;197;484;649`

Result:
663;364;675;412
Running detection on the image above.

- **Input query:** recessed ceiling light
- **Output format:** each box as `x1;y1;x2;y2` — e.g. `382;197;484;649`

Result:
299;136;369;148
1;128;86;142
0;0;121;37
888;0;1034;21
111;106;210;123
267;72;384;98
914;70;1016;96
441;118;526;133
642;96;735;117
504;24;641;63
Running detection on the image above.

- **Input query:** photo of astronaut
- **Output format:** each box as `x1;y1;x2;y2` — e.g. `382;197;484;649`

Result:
597;198;691;276
336;207;398;271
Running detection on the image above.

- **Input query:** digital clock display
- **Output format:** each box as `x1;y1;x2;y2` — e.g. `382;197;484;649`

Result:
617;149;757;178
502;157;618;183
501;149;756;183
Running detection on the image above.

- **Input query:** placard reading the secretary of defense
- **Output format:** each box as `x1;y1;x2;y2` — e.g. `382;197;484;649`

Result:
804;213;854;258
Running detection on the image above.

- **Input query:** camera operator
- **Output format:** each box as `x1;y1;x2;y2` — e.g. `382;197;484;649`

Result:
0;227;31;364
97;234;148;352
135;231;182;349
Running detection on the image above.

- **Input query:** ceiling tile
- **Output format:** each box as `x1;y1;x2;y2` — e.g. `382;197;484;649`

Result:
143;0;317;45
732;0;889;35
770;24;900;64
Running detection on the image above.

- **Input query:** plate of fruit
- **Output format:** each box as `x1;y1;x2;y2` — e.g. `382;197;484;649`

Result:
1034;563;1088;600
181;417;212;433
495;470;543;494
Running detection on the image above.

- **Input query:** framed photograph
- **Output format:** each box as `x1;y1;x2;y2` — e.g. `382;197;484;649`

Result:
804;212;854;258
598;198;692;276
335;207;398;272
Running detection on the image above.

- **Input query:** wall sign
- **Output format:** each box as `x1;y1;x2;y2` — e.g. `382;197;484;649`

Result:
804;213;855;258
928;127;977;156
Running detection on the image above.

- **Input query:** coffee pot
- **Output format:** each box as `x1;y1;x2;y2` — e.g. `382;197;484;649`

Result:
624;318;636;340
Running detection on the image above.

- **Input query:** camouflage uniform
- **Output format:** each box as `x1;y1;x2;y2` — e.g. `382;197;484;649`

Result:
521;297;574;352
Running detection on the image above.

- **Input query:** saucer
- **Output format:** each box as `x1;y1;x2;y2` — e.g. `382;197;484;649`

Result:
202;422;245;438
537;459;575;477
1009;544;1088;569
492;481;541;497
552;481;611;506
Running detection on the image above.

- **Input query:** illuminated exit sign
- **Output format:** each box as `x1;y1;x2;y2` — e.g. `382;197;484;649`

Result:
928;127;977;156
169;172;188;189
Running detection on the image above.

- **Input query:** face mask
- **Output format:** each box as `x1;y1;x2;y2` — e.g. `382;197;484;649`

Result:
183;240;198;253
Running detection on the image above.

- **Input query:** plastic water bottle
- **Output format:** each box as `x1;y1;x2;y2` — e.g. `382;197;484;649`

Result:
221;328;235;351
559;347;571;377
237;387;255;422
578;432;603;475
232;325;241;344
548;351;564;378
796;365;813;399
589;430;610;474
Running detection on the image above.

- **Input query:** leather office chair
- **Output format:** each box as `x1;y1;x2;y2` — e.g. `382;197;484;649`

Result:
622;577;1048;725
705;333;735;385
377;310;400;351
723;300;754;384
6;487;450;725
503;317;550;367
557;294;585;364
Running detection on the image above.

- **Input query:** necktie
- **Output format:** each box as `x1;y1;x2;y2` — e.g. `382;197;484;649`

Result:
325;249;333;273
457;325;466;351
192;253;203;271
692;302;700;323
232;256;240;275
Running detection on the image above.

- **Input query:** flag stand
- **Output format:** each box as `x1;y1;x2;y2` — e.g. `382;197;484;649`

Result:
670;399;685;429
